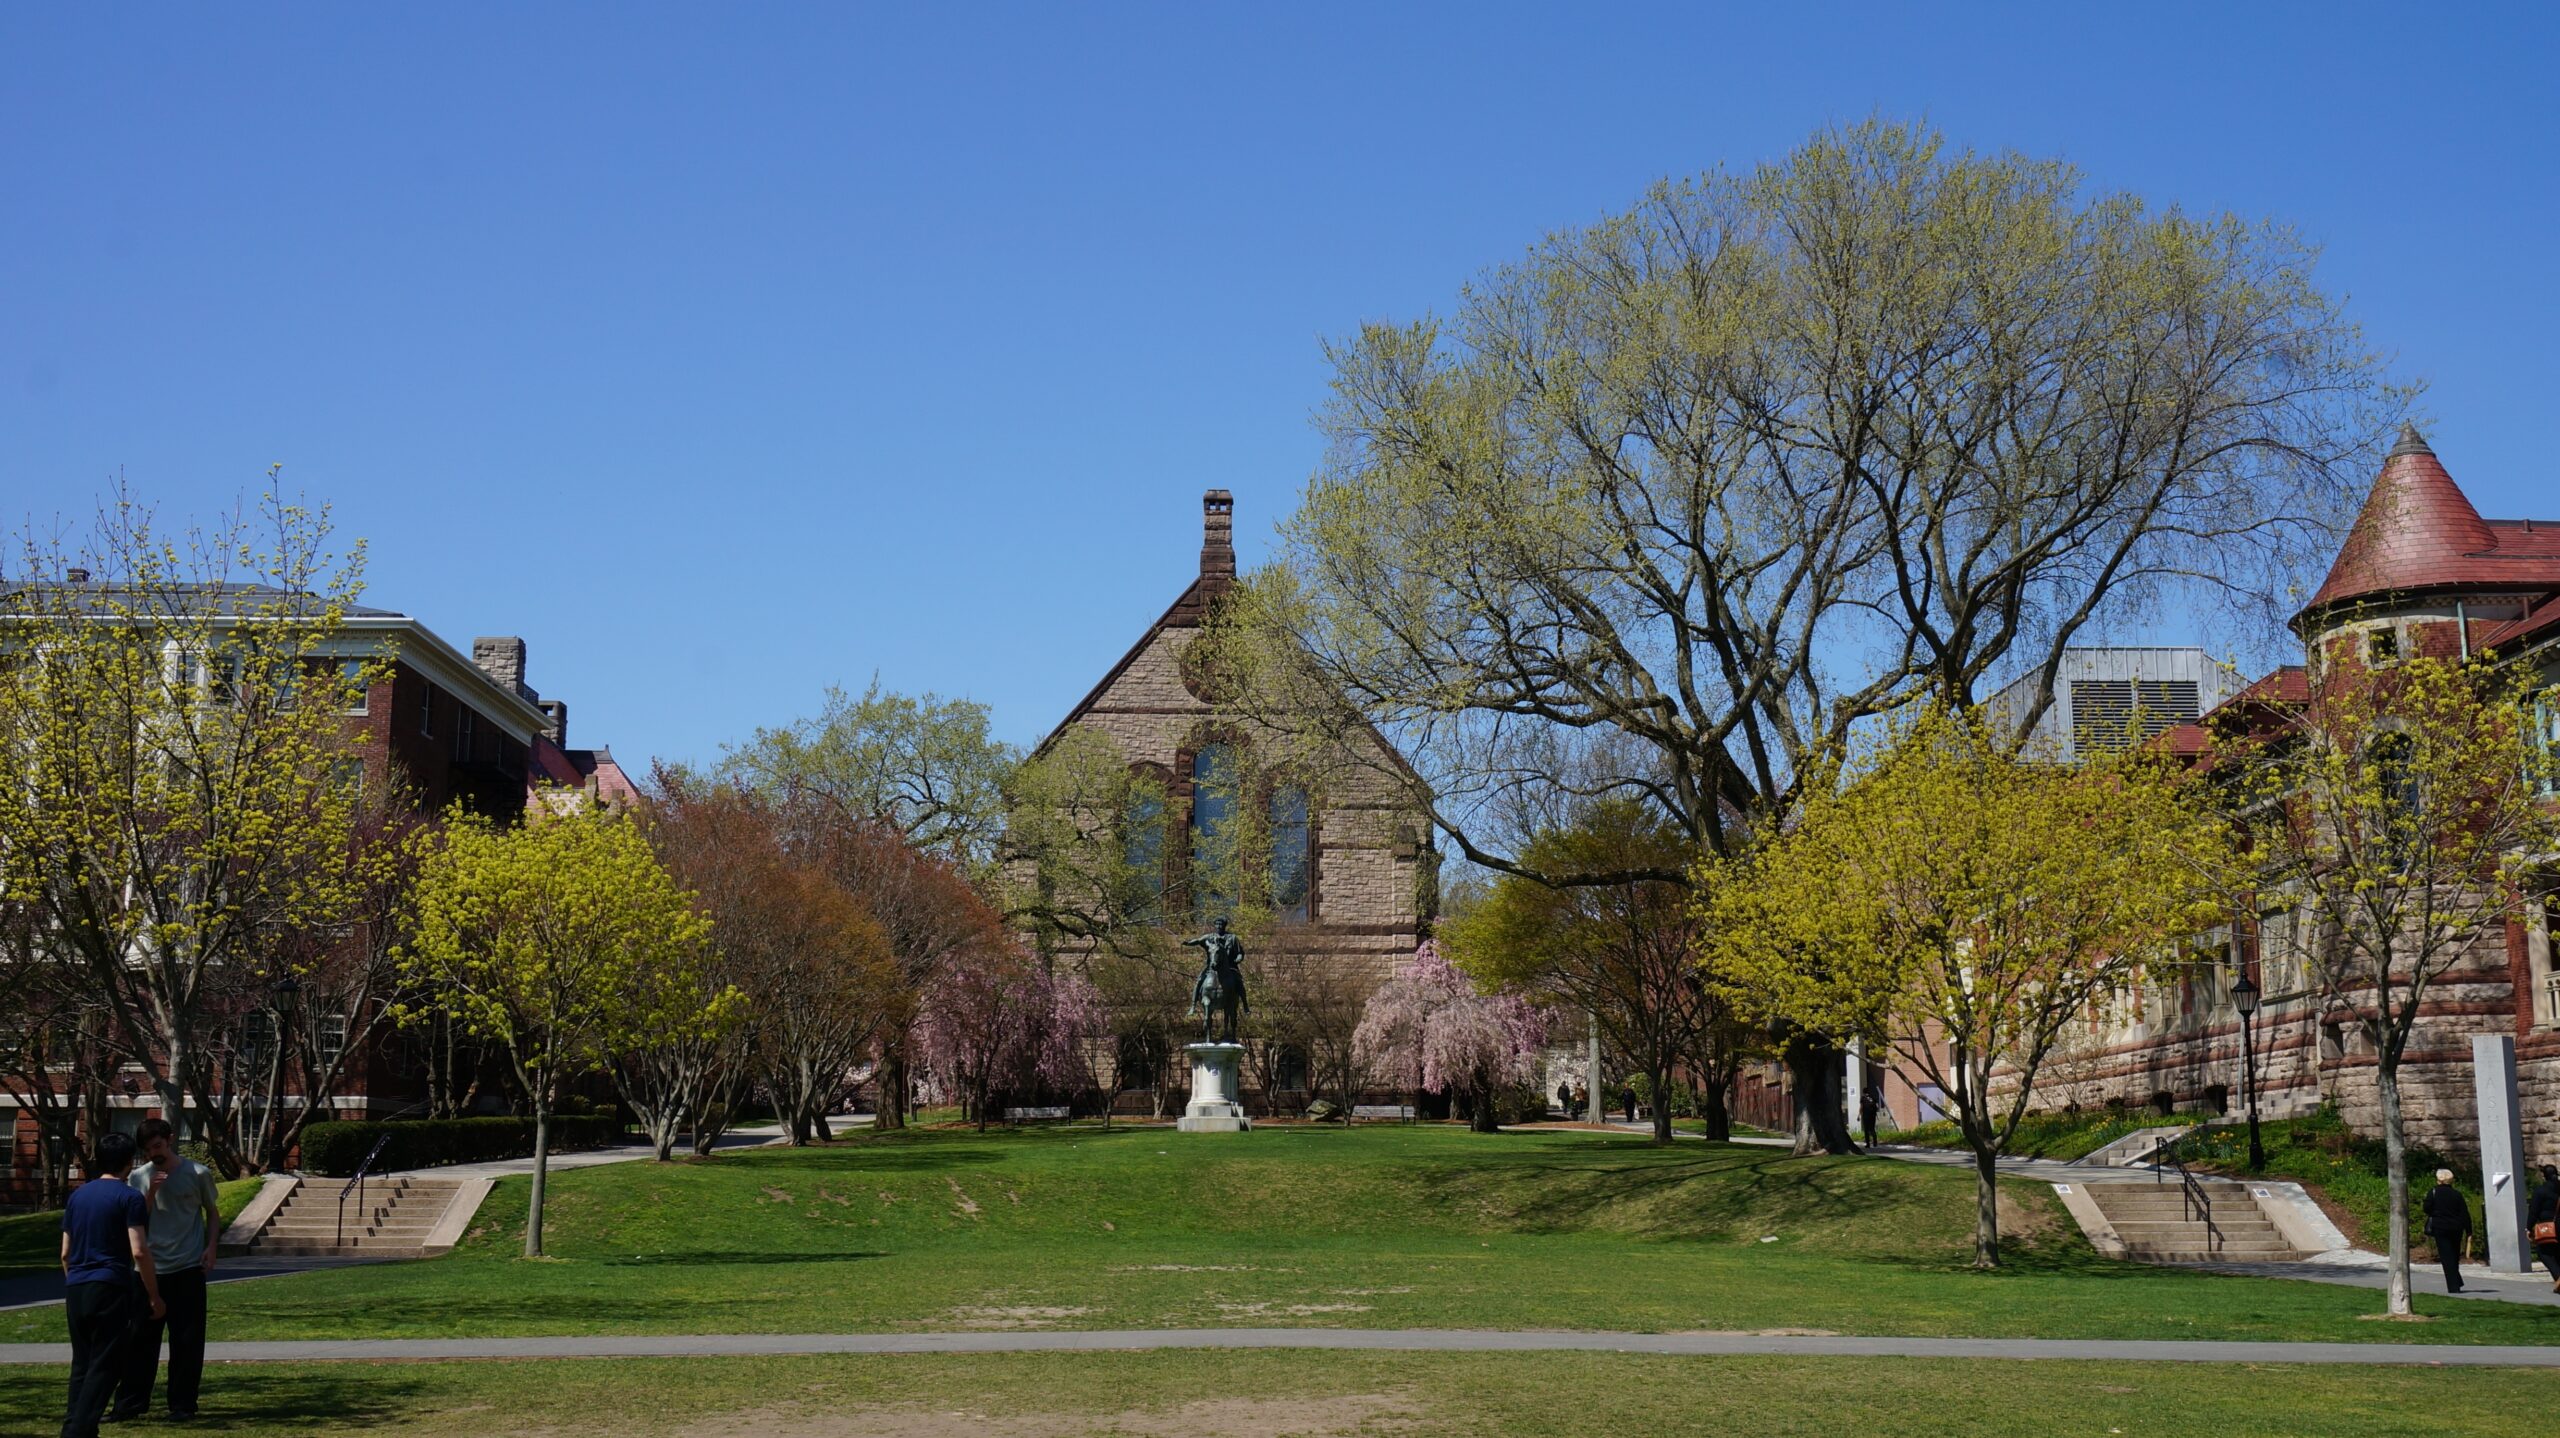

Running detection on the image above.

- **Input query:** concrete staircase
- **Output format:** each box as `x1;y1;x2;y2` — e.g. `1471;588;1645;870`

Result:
2082;1178;2312;1263
242;1175;472;1259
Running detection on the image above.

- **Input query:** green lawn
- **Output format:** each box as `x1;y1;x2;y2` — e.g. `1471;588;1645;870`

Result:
0;1179;263;1276
1892;1111;2201;1162
1;1124;2548;1349
0;1350;2553;1436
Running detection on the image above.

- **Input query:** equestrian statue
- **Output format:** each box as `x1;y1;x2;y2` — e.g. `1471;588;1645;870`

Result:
1184;916;1249;1044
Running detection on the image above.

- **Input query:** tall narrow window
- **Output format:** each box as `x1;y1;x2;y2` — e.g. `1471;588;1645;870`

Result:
2530;890;2558;1029
1123;790;1165;920
341;658;370;715
1190;743;1235;919
1269;786;1310;924
2368;732;2420;867
2527;689;2560;798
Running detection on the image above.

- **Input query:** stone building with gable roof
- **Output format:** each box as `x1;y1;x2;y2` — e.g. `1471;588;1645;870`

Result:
1021;490;1437;1111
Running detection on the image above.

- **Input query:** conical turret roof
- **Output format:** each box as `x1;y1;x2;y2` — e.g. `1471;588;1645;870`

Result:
2297;424;2502;621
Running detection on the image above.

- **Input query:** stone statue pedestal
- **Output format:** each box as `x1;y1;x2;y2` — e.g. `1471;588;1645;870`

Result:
1178;1042;1251;1133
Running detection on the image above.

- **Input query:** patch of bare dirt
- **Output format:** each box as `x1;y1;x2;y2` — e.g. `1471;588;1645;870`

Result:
677;1392;1420;1438
940;1305;1099;1328
1997;1190;2057;1244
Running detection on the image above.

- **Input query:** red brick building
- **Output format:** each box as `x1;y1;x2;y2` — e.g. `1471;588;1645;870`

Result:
3;589;632;1197
2017;426;2560;1157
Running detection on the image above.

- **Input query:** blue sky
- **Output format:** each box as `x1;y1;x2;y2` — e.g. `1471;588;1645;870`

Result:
5;4;2554;767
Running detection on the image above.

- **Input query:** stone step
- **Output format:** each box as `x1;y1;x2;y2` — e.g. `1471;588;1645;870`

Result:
250;1241;432;1259
247;1177;472;1259
2111;1226;2293;1242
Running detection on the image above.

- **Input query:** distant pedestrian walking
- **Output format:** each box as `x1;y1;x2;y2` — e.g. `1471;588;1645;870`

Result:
2529;1163;2560;1292
1620;1087;1636;1124
58;1132;163;1438
2421;1168;2473;1294
114;1117;222;1422
1556;1083;1573;1117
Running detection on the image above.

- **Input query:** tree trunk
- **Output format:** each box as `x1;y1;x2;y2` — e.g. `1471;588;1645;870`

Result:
873;1039;909;1131
524;1105;551;1258
1703;1072;1732;1142
2379;1061;2412;1316
1649;1064;1675;1145
1971;1141;2002;1269
1469;1087;1501;1134
1784;1033;1853;1156
813;1111;833;1142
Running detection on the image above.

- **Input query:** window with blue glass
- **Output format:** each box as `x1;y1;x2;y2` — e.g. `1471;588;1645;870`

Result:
1190;743;1235;918
1123;789;1165;919
2529;689;2560;797
1269;785;1310;923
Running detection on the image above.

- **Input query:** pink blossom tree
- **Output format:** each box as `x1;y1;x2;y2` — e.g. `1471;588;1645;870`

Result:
917;948;1106;1131
1353;942;1546;1132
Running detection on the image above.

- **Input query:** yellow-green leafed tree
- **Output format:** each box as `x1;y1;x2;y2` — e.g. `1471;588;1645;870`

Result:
1445;798;1744;1145
2214;654;2560;1315
399;807;711;1256
1703;707;2227;1267
0;488;395;1178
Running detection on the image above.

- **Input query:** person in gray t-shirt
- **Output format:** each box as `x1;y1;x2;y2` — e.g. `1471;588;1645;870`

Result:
112;1118;222;1421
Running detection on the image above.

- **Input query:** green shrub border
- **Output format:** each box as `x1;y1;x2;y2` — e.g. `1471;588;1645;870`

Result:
299;1115;623;1176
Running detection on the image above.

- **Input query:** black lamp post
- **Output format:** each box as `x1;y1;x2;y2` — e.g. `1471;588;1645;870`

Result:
2230;970;2265;1172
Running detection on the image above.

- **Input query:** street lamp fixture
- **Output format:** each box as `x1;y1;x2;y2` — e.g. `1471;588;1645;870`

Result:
2230;970;2265;1172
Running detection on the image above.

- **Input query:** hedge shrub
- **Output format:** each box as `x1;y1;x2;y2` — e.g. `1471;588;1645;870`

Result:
298;1115;623;1176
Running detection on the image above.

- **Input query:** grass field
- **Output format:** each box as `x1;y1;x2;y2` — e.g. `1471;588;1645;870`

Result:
0;1179;263;1276
1;1124;2550;1349
1891;1111;2200;1162
2;1350;2556;1437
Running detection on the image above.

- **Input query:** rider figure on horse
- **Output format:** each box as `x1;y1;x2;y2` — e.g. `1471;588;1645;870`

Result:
1184;916;1249;1044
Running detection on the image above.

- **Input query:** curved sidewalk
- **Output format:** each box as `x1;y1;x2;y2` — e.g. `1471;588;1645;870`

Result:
0;1329;2553;1366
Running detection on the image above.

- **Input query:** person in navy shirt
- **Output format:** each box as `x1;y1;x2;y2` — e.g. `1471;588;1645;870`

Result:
57;1132;162;1438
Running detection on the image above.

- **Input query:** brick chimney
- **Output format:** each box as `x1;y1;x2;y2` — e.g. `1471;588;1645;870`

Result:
1201;490;1235;580
472;636;528;696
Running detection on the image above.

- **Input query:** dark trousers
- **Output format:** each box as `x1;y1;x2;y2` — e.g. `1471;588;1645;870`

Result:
118;1265;207;1416
2535;1242;2560;1284
2431;1233;2465;1291
59;1280;134;1438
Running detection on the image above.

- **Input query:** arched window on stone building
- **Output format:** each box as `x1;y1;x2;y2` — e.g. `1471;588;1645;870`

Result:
1123;788;1165;921
1191;742;1236;918
1270;785;1310;924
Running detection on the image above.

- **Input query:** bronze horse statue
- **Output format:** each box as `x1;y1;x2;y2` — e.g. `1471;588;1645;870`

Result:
1184;917;1249;1044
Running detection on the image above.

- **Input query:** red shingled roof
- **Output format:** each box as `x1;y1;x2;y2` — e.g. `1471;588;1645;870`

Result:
2298;425;2560;625
2484;592;2560;652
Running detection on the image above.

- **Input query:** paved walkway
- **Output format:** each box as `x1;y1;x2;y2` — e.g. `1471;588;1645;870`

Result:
0;1328;2551;1366
0;1256;375;1313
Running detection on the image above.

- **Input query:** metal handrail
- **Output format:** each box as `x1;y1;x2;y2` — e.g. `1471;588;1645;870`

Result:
2150;1124;2226;1250
335;1133;393;1248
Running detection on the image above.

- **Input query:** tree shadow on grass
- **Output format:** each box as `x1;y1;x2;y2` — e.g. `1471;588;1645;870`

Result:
717;1146;1006;1175
593;1250;888;1268
0;1366;431;1435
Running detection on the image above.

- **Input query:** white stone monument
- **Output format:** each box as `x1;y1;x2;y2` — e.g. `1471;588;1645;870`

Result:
1179;1042;1251;1133
2473;1034;2531;1274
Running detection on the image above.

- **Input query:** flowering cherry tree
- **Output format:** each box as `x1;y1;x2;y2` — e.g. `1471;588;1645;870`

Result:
1353;942;1546;1132
917;948;1106;1130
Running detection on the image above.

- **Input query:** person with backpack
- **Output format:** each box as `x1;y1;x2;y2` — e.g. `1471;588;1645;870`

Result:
58;1131;163;1438
2421;1167;2474;1294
